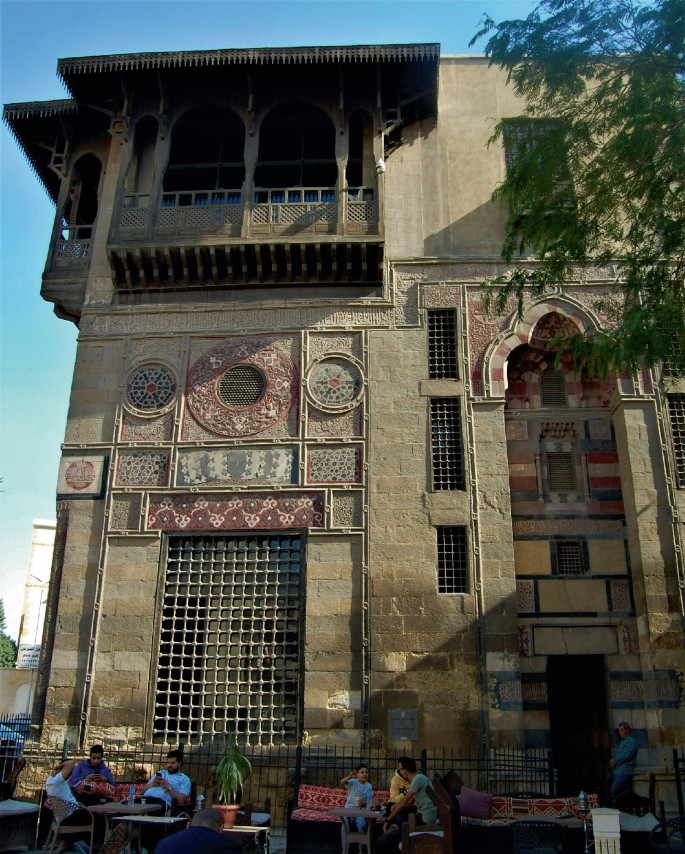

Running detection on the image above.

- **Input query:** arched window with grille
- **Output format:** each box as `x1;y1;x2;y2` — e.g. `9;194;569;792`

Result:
540;368;567;407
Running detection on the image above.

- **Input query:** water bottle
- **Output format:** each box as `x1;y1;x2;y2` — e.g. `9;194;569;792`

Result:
196;793;205;812
128;784;135;806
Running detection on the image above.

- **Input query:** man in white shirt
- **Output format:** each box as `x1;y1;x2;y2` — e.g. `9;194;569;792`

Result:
45;758;105;848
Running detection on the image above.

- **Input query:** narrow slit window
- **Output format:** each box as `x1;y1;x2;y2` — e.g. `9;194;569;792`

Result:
437;526;468;593
428;310;458;379
667;394;685;487
431;398;465;490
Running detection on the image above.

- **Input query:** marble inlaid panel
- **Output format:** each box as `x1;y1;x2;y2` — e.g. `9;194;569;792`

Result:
177;447;297;486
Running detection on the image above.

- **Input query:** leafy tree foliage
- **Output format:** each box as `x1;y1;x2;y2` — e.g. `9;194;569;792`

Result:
471;0;685;376
0;600;17;668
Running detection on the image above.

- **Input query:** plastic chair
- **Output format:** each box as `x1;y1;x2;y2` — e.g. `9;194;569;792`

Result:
44;796;96;854
512;820;563;854
650;816;685;854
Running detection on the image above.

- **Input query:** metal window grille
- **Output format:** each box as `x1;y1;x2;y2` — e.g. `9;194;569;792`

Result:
154;533;303;745
431;398;465;490
540;369;567;406
217;365;266;407
428;310;458;379
554;541;585;576
547;453;576;491
503;119;561;172
668;394;685;487
437;527;468;593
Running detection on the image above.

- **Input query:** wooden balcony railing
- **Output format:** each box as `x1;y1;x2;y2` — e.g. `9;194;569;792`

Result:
54;224;92;267
114;186;376;238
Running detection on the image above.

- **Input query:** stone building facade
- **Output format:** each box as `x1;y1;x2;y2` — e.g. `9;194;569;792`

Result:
4;44;684;794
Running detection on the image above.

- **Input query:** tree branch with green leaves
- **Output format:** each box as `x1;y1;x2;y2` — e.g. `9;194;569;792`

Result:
471;0;685;376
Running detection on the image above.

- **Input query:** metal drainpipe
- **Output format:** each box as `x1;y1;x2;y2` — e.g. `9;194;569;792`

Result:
362;330;370;752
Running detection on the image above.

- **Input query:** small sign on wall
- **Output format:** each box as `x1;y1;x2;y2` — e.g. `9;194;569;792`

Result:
389;709;418;741
16;644;41;668
57;454;107;498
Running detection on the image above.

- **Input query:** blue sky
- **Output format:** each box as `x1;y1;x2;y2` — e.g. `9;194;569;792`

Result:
0;0;537;641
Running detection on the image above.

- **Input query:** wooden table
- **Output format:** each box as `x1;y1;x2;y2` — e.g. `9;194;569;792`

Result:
0;799;39;852
88;801;161;837
222;823;271;854
327;806;386;853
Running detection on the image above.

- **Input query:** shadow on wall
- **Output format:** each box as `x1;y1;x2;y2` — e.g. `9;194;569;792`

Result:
423;200;507;258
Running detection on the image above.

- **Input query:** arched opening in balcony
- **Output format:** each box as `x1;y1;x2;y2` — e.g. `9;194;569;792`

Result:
158;105;245;231
119;115;159;230
253;103;337;230
345;109;376;229
56;153;102;265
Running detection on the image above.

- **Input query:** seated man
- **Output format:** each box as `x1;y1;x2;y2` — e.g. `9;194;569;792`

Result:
375;757;439;852
155;808;242;853
141;749;191;811
68;744;116;804
45;758;105;847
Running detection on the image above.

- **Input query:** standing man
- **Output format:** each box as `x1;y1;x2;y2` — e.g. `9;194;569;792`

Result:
155;809;242;853
376;757;438;851
610;722;638;799
141;749;192;811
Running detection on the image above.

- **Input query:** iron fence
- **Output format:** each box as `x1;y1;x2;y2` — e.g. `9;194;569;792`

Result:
2;732;555;832
674;747;685;816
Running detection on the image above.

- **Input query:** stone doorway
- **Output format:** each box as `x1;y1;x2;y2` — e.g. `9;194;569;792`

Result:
547;654;610;796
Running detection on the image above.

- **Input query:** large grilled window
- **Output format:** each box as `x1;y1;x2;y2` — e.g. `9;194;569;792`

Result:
154;533;303;745
428;310;458;379
431;398;465;490
668;394;685;487
437;526;468;593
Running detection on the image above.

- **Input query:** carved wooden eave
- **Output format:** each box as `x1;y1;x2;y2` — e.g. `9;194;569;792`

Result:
107;239;383;292
3;100;78;201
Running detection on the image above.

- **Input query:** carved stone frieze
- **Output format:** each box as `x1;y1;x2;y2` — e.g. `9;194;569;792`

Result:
307;445;362;484
116;450;170;486
309;333;362;360
539;422;580;440
147;492;325;531
128;338;183;368
332;491;364;528
121;412;174;442
513;519;625;536
423;286;460;309
110;494;142;531
307;408;363;438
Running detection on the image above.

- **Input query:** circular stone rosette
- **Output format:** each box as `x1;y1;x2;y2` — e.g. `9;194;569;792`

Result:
124;362;177;416
186;339;298;437
305;355;364;412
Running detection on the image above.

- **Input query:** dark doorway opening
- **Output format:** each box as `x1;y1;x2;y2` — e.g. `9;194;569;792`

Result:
547;654;610;796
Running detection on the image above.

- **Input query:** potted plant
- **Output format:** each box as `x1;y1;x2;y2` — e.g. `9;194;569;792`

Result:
212;728;252;828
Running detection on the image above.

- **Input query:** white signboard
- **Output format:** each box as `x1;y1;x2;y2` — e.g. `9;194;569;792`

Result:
16;644;41;669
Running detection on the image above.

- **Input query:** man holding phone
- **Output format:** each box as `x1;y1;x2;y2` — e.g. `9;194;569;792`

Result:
141;749;192;811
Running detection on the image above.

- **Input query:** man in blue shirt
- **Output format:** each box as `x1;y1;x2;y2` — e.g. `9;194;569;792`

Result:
610;722;639;799
155;809;241;853
141;749;192;810
69;744;116;789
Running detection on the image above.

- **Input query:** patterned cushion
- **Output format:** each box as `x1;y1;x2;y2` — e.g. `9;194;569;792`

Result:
115;783;146;802
511;798;530;816
76;779;117;799
296;784;347;811
490;797;512;818
462;816;513;827
291;807;342;822
528;798;570;817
